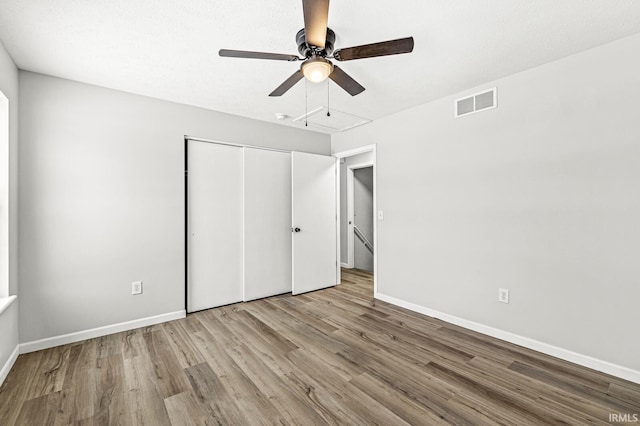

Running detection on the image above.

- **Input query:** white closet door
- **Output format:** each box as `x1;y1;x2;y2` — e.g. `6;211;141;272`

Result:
292;152;337;295
187;141;243;312
243;148;292;301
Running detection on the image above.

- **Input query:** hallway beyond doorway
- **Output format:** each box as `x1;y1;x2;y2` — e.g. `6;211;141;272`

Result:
340;268;373;298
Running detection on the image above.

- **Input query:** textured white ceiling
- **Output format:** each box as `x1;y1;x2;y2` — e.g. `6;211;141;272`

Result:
1;1;640;134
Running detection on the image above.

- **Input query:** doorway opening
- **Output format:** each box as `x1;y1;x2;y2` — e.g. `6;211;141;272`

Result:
334;145;376;298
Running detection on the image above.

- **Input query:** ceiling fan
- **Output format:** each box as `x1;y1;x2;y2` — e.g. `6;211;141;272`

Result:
219;0;414;97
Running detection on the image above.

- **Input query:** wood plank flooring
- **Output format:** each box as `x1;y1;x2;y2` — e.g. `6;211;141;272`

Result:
1;268;639;425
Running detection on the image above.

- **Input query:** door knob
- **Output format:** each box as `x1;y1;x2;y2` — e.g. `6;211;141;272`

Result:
293;227;301;233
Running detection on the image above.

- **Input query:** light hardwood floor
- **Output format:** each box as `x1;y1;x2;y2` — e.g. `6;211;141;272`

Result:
1;268;639;425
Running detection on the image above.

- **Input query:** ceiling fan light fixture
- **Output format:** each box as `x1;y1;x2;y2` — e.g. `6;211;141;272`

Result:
301;57;333;83
219;2;415;96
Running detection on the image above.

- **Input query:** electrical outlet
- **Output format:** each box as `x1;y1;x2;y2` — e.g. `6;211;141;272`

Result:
132;281;143;295
498;288;509;304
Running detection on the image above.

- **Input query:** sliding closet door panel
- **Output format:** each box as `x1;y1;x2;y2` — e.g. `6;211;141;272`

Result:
243;148;292;301
187;141;243;312
292;152;337;295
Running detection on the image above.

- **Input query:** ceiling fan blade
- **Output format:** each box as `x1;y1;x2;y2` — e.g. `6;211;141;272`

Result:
269;70;304;96
329;66;365;96
333;37;414;61
219;49;300;61
302;0;329;48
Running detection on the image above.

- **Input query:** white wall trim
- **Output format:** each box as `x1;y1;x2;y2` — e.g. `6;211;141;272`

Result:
20;310;186;354
335;157;341;286
0;344;19;386
340;262;350;268
372;146;377;296
241;147;246;302
375;292;640;385
333;145;376;159
333;144;378;295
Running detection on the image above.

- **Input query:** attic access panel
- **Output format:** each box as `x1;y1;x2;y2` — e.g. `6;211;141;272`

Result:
294;107;372;132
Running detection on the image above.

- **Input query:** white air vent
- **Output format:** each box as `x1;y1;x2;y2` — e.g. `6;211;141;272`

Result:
294;107;371;132
455;88;497;118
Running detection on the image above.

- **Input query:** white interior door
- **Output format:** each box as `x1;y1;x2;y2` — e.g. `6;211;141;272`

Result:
187;141;243;312
292;152;337;295
243;148;292;301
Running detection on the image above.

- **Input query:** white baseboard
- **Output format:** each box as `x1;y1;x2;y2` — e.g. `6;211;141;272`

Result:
20;310;186;354
375;292;640;385
0;344;19;386
340;262;350;268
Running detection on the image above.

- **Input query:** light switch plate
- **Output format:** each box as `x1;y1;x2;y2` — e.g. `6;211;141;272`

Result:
377;210;384;220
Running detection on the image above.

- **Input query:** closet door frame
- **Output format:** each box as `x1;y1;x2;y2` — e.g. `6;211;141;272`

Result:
184;136;339;312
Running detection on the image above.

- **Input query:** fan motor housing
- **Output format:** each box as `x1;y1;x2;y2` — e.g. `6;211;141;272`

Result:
296;28;335;58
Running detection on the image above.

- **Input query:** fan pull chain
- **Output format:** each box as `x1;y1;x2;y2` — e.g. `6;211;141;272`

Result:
305;78;308;127
327;80;331;117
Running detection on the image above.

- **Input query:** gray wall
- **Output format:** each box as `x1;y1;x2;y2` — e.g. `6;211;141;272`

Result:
0;39;19;377
332;33;640;371
339;152;373;264
18;71;330;343
353;167;373;272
